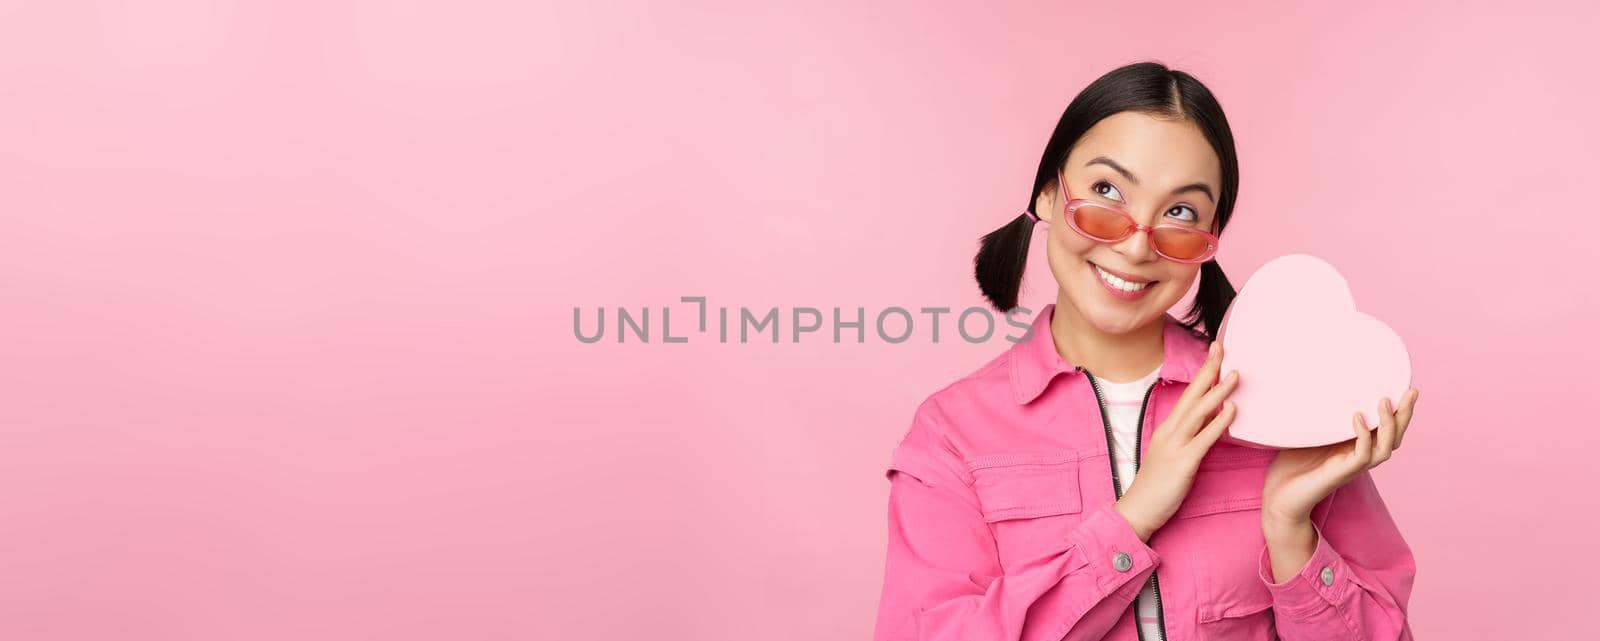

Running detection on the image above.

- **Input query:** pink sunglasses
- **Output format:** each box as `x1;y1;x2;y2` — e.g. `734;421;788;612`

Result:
1026;167;1220;264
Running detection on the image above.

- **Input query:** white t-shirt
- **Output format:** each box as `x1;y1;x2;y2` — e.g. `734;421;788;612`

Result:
1093;363;1165;640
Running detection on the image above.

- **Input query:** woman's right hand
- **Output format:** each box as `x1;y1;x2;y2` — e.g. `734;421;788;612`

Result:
1114;340;1239;541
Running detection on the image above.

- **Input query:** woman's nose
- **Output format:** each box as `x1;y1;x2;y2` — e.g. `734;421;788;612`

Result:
1111;224;1157;261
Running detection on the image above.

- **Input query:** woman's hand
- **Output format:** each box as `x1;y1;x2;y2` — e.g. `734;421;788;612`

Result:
1261;389;1421;526
1114;341;1239;541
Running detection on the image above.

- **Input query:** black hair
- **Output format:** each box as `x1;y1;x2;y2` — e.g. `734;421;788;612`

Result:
974;61;1239;339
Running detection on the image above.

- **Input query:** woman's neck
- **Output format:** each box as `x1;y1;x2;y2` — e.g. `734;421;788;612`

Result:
1049;297;1165;384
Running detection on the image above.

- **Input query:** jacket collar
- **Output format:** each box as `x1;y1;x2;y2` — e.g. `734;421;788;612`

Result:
1009;303;1212;405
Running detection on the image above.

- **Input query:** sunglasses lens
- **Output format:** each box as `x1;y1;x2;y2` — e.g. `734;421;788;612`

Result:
1151;227;1214;261
1072;205;1133;241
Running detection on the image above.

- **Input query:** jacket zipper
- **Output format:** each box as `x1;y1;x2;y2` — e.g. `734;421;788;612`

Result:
1132;380;1170;641
1080;366;1169;641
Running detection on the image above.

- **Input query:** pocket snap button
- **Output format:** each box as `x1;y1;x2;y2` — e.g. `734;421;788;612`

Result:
1113;552;1133;572
1320;566;1335;586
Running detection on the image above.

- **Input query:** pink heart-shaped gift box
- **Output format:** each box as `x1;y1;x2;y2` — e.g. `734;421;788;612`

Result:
1215;254;1412;449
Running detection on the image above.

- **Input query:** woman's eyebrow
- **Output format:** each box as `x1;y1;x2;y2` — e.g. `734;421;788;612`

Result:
1086;156;1216;203
1171;182;1216;204
1085;156;1141;184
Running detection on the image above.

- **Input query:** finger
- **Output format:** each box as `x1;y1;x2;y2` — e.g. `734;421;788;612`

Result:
1393;388;1418;449
1188;399;1237;455
1185;368;1240;438
1350;411;1374;472
1371;397;1397;467
1178;342;1226;410
1168;342;1226;433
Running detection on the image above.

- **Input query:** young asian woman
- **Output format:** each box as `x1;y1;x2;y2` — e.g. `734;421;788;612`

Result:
872;61;1420;641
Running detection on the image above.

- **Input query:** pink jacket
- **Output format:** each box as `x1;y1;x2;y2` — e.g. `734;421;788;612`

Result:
873;303;1416;641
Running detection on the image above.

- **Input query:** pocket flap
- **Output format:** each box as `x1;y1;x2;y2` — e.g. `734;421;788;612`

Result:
965;452;1083;523
1198;444;1278;471
1199;596;1273;623
1175;445;1276;519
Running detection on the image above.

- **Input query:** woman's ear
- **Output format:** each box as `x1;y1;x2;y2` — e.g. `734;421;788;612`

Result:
1033;181;1057;224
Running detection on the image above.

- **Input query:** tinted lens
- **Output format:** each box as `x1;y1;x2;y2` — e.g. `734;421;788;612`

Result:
1071;205;1133;241
1151;227;1214;261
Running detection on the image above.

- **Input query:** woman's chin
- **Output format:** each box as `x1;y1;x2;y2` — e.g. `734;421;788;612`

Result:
1088;313;1144;336
1079;296;1167;336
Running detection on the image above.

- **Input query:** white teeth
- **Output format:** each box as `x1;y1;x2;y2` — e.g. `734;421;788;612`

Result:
1094;264;1150;292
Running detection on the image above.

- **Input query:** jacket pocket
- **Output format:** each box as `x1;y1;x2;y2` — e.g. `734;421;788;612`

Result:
1173;444;1276;519
1183;444;1278;639
1199;595;1272;623
1197;597;1276;640
965;451;1084;522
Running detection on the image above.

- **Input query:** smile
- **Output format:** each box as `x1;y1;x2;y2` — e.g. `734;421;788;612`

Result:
1091;262;1156;293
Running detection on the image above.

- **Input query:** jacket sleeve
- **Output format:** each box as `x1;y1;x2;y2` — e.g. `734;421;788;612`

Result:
1257;470;1417;641
871;408;1156;641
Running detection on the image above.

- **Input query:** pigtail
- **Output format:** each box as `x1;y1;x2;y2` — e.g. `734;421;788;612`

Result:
1182;259;1238;340
974;211;1040;312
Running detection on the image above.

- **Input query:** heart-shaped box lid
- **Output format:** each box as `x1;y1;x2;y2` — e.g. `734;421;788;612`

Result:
1216;253;1412;449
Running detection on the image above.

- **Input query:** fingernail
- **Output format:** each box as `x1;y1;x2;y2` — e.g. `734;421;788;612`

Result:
1382;398;1392;411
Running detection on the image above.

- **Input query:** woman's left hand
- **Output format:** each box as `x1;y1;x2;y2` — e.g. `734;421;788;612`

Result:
1261;388;1420;524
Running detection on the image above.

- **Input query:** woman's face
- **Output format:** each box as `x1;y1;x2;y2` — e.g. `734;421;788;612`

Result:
1034;111;1224;336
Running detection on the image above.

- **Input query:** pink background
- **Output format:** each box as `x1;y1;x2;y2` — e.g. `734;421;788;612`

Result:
1;1;1596;639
